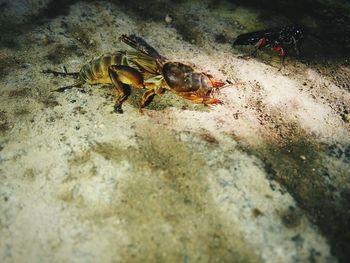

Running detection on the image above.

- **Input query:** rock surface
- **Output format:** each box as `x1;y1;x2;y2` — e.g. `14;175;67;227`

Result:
0;0;349;262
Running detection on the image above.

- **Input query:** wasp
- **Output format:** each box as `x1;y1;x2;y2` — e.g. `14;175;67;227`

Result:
43;34;226;113
233;26;304;65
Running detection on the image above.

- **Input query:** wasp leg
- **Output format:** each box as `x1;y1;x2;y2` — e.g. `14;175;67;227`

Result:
237;46;259;60
272;46;286;70
108;65;145;113
243;37;267;58
292;36;302;56
255;37;267;49
279;55;286;71
237;54;252;60
250;48;259;57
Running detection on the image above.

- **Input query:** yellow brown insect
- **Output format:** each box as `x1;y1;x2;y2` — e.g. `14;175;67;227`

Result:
43;35;226;113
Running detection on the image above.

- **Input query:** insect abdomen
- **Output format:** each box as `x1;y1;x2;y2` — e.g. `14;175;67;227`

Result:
79;52;125;85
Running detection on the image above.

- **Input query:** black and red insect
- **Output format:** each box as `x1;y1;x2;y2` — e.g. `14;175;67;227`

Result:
233;26;304;64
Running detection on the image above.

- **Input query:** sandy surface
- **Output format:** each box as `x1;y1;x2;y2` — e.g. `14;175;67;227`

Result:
1;0;349;262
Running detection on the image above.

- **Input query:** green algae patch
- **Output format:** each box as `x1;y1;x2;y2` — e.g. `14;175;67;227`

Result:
22;168;36;182
280;206;302;229
0;111;10;134
214;5;265;33
113;163;255;263
45;43;83;65
60;123;259;263
254;135;350;262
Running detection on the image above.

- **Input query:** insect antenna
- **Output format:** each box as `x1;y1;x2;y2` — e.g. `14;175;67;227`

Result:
42;67;80;78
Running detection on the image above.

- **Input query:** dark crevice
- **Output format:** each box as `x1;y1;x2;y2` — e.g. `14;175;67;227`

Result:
0;0;81;48
256;138;350;263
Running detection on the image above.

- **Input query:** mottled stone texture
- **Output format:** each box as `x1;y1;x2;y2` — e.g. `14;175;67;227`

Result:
0;0;349;262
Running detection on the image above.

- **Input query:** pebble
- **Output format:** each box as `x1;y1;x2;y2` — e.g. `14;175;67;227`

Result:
165;14;173;24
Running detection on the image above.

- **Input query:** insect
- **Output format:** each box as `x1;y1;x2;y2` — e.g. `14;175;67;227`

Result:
233;26;304;65
43;34;226;113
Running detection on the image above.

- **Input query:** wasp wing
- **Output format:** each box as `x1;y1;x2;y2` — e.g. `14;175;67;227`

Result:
233;29;280;46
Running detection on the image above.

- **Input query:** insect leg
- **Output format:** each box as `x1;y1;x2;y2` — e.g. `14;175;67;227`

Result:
138;89;157;113
272;46;286;69
237;37;267;59
250;37;268;56
291;36;302;56
108;65;145;113
109;69;127;114
281;55;286;67
154;86;165;96
176;92;222;105
137;82;165;112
